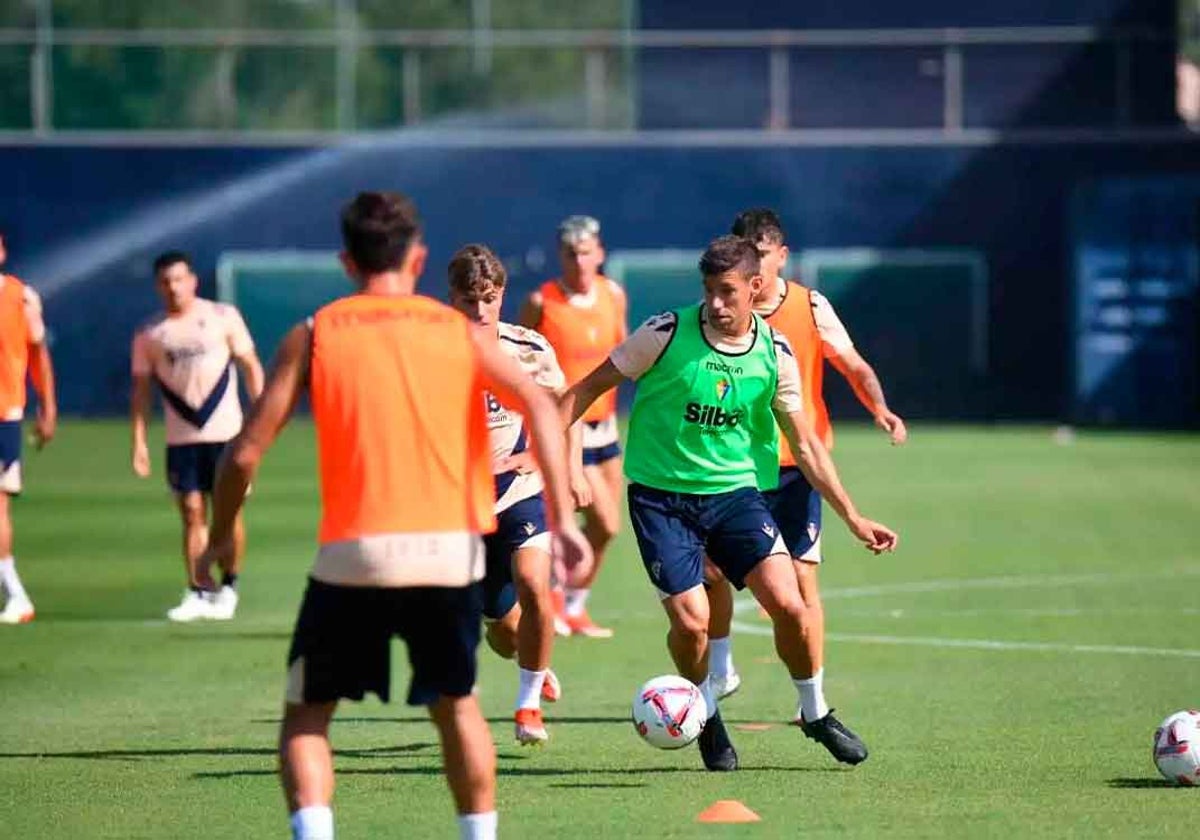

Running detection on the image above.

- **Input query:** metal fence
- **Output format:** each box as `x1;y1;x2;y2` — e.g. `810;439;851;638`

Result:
0;20;1177;139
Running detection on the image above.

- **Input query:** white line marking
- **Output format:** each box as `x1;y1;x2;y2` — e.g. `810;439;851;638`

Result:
729;621;1200;658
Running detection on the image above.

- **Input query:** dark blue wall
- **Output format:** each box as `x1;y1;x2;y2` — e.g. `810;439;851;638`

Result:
5;137;1200;420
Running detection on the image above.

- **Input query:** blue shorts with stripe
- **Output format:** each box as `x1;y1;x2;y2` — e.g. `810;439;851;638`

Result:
481;494;549;620
627;483;787;597
761;466;823;562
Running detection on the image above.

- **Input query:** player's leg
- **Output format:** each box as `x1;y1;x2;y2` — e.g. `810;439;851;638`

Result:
401;583;497;839
566;452;620;637
704;562;739;698
627;482;736;771
202;442;242;620
0;490;35;624
279;577;387;840
0;422;34;624
166;485;214;622
279;700;337;840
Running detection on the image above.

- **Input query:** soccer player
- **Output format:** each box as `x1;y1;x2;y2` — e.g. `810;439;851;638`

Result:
130;251;264;622
519;214;625;638
194;192;589;840
705;208;907;764
0;231;57;625
561;235;897;772
447;243;584;745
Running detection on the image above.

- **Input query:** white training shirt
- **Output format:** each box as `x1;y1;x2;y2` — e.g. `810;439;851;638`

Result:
490;321;566;513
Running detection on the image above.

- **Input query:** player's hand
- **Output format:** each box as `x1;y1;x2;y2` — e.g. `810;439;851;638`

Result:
553;523;593;575
495;450;537;475
34;407;56;450
131;444;151;478
875;411;908;445
569;467;592;510
848;515;898;554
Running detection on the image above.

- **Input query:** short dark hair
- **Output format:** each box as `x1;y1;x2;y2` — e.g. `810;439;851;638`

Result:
699;235;760;280
152;250;192;275
730;208;785;246
448;244;506;296
340;191;422;274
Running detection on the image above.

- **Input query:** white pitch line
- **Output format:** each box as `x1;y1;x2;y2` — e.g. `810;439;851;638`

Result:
810;567;1200;601
729;621;1200;658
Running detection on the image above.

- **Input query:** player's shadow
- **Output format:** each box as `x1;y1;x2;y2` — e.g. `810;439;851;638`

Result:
194;763;835;781
1106;777;1184;789
0;743;434;763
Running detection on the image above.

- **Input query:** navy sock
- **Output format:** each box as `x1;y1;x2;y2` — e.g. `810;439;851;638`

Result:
221;572;239;590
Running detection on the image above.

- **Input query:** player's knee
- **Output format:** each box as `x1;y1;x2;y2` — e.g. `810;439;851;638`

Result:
764;590;807;628
178;498;206;527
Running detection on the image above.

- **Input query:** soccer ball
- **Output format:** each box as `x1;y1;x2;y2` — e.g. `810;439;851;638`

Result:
1152;710;1200;786
631;675;708;750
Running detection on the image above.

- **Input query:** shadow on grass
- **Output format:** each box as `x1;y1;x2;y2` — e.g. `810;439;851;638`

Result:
1106;777;1186;789
549;782;648;789
193;763;837;781
0;743;436;762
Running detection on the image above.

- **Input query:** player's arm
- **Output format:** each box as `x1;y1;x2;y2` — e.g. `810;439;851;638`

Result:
22;288;56;448
560;360;627;427
775;407;897;554
130;374;154;477
129;331;154;476
517;290;544;329
197;322;310;587
771;336;897;553
28;341;56;450
226;306;265;401
829;348;906;445
814;291;906;445
233;348;265;402
472;328;591;569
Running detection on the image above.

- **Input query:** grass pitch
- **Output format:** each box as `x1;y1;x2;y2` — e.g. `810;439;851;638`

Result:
1;421;1198;838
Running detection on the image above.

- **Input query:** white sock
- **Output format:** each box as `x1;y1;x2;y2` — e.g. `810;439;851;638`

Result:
0;556;28;603
290;805;334;840
458;811;498;840
698;676;718;720
564;587;589;617
515;668;547;711
794;668;829;723
708;636;733;679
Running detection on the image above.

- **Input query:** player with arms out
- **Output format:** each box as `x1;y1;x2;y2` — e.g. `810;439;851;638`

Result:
0;230;57;625
519;215;625;637
196;193;589;840
447;243;588;746
130;251;264;622
706;209;907;764
562;235;897;771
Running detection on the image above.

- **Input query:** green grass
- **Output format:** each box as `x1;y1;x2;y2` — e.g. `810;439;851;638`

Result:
2;421;1199;838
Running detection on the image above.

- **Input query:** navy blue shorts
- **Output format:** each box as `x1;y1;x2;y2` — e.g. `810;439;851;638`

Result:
583;441;622;466
762;467;824;562
166;442;228;494
628;483;787;597
481;494;549;620
0;420;22;495
286;578;482;707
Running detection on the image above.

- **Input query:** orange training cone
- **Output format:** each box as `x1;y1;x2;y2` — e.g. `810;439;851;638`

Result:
696;800;761;824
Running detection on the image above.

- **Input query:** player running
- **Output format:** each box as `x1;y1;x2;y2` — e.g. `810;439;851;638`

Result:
519;215;625;638
562;235;898;772
195;192;588;840
705;208;907;765
447;243;587;746
130;251;264;622
0;231;57;625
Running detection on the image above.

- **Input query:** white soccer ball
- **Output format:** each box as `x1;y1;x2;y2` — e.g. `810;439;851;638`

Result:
1153;710;1200;786
631;675;708;750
